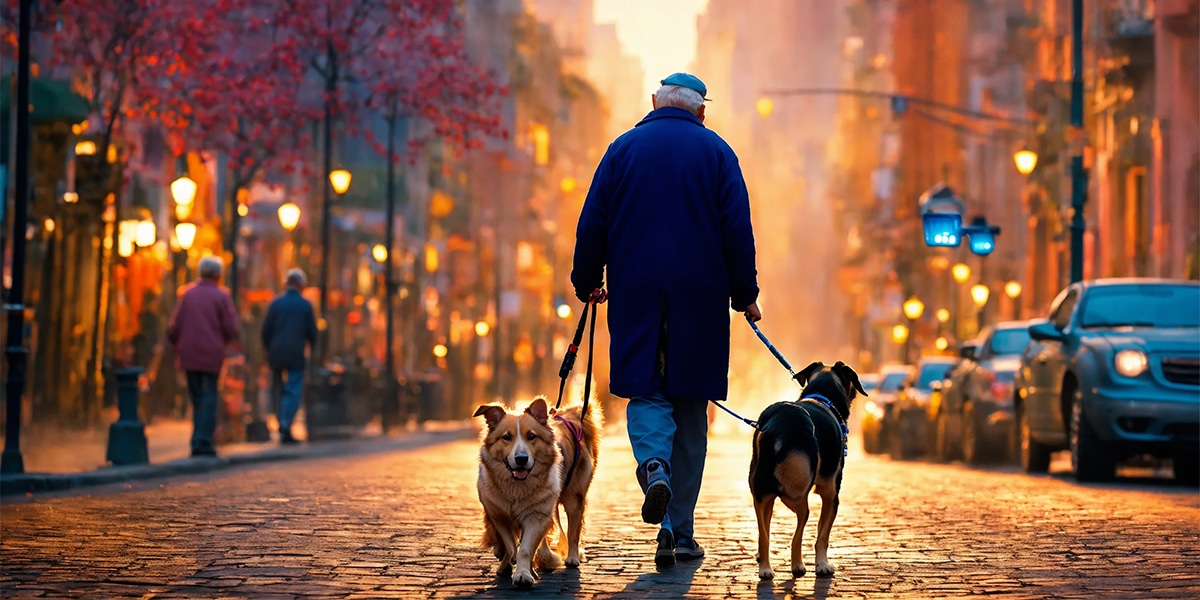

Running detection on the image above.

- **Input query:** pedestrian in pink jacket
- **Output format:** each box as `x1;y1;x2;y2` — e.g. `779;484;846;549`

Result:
167;256;241;457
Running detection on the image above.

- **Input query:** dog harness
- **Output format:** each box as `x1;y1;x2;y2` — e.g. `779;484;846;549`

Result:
554;414;584;485
800;393;849;457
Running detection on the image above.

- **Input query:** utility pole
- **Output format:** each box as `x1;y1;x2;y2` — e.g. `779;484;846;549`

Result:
2;0;33;473
1068;0;1087;283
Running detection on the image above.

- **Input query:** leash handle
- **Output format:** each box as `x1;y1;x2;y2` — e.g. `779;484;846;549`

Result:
745;316;797;380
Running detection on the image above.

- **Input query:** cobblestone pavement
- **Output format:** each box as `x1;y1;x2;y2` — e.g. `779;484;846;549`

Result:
2;423;1199;599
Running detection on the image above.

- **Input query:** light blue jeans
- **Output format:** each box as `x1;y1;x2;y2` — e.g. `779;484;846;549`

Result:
626;391;709;540
272;368;305;431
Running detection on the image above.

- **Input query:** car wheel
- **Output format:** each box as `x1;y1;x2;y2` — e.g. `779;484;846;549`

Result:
1172;452;1199;487
963;403;981;465
1019;403;1052;473
1069;383;1116;482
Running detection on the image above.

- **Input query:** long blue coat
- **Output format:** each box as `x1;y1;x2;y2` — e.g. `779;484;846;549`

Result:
571;107;759;401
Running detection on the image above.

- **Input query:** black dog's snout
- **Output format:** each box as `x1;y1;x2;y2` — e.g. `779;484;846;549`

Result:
513;454;529;467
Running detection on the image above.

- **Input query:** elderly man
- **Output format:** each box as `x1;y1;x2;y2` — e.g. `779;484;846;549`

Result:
167;255;241;457
572;72;761;566
261;268;318;444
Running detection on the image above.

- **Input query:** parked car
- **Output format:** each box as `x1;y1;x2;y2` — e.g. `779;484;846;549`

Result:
931;320;1041;465
1014;279;1200;483
887;357;957;459
861;365;914;454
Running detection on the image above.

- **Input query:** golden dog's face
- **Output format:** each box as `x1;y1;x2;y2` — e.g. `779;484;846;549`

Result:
474;398;558;482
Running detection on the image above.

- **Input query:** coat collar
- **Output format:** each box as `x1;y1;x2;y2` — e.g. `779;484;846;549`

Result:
636;106;705;128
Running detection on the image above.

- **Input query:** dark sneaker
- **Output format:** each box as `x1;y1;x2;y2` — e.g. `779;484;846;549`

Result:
642;480;672;524
655;528;675;567
674;536;705;561
641;459;672;524
280;429;299;445
190;447;217;458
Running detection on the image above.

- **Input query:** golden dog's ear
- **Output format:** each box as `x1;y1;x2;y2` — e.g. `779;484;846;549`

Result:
833;361;868;397
794;361;825;387
473;404;506;429
525;397;549;425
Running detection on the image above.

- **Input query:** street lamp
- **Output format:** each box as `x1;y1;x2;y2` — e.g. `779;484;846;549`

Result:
74;140;97;156
329;169;352;195
135;219;156;248
475;321;491;337
902;296;925;321
371;243;388;264
433;343;448;359
891;324;909;344
1013;148;1038;175
951;262;971;284
174;222;197;250
935;336;949;351
901;296;924;364
277;202;301;232
1004;281;1022;299
971;284;990;308
170;176;197;207
936;308;950;323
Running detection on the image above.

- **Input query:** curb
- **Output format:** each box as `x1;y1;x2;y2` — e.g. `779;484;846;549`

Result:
0;425;477;497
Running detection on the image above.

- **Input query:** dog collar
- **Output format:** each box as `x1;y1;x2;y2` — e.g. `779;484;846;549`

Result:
801;394;849;457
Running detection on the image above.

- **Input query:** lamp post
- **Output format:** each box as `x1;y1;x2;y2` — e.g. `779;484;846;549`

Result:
901;296;925;364
2;0;33;473
318;169;351;365
1068;0;1087;283
970;283;990;335
951;262;970;341
891;323;909;363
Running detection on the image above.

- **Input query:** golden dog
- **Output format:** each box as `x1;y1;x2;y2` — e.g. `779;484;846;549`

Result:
474;396;601;588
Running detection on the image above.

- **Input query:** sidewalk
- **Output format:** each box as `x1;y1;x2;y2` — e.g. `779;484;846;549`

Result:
0;417;476;497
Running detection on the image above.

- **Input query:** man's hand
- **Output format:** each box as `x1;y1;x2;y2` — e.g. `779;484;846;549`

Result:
743;302;762;323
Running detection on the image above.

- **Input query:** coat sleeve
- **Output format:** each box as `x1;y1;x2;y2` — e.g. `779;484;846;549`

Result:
718;150;759;311
571;149;612;302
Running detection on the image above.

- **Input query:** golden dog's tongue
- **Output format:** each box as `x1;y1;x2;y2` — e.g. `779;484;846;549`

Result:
511;469;530;481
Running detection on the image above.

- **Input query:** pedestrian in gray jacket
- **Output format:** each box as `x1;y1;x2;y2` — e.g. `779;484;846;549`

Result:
261;269;318;444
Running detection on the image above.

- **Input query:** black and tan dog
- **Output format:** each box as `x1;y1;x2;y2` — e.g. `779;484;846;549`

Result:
474;397;601;588
749;361;867;580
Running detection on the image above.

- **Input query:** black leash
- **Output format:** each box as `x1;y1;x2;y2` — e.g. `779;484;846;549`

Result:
708;315;803;430
554;289;606;490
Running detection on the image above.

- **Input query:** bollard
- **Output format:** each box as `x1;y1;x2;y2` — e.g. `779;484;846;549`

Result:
304;368;351;441
106;367;149;466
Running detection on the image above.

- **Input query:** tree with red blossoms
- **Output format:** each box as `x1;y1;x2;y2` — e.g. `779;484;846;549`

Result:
150;0;318;305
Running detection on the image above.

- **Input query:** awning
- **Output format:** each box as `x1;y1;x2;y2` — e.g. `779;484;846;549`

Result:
1;76;91;123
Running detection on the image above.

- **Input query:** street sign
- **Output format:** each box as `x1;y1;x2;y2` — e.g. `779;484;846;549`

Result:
923;213;962;247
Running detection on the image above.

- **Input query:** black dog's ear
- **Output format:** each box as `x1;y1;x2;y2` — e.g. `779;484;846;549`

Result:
794;362;825;387
833;361;868;397
473;404;506;429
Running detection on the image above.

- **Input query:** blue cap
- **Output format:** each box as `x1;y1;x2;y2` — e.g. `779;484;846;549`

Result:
660;72;710;101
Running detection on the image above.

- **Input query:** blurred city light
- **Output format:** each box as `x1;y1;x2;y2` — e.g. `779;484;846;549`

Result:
237;203;249;217
475;321;490;337
970;284;990;307
902;296;924;320
755;97;774;119
63;191;78;204
1013;148;1038;175
371;244;388;263
951;263;971;284
968;230;995;255
891;324;909;344
135;220;156;247
556;303;572;320
174;222;197;250
1004;281;1022;298
277;202;301;231
433;344;448;358
74;140;96;156
170;176;197;206
43;218;55;233
935;308;950;323
560;176;577;194
329;169;352;195
935;336;949;351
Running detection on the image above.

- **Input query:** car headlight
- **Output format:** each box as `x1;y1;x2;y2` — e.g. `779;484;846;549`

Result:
1114;349;1148;378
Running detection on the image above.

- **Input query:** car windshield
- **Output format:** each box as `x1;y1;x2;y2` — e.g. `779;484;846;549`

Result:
915;364;953;390
990;328;1031;355
879;372;908;392
1079;284;1200;329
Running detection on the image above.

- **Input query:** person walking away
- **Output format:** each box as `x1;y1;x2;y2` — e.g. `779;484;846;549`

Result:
571;72;761;567
261;268;317;444
167;256;241;457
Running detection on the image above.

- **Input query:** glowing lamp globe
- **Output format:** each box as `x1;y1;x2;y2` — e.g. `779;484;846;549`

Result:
277;202;301;232
171;176;197;206
951;263;971;284
1013;149;1038;175
902;296;925;321
329;169;352;195
970;284;990;307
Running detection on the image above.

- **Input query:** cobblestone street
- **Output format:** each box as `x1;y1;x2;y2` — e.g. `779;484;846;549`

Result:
2;422;1199;599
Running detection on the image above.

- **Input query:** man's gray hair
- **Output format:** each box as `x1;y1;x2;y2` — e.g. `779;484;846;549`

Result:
198;255;224;280
655;84;705;116
285;268;307;288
